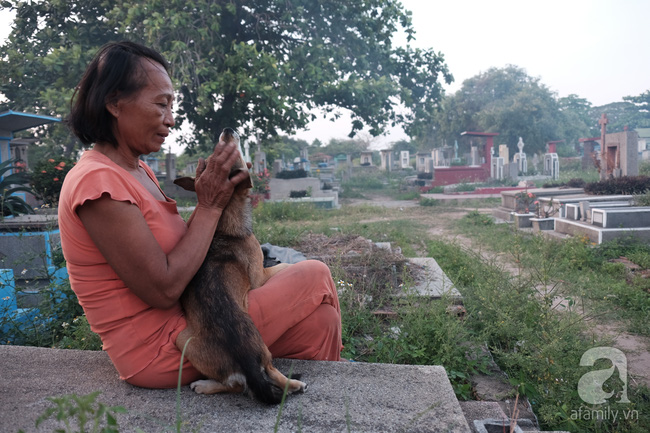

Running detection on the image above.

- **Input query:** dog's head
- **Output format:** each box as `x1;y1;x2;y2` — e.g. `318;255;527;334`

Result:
175;127;253;192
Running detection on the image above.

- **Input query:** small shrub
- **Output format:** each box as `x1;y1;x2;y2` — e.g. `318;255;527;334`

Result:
417;172;433;180
395;191;420;200
275;169;308;179
1;158;35;218
566;178;586;188
460;210;493;226
31;157;76;207
421;185;444;193
455;182;476;192
633;190;650;206
419;197;438;207
36;391;126;432
584;175;650;195
343;174;385;190
289;190;308;198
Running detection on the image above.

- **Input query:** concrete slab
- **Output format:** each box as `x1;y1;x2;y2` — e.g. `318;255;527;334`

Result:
459;401;508;433
0;213;59;231
0;345;471;433
403;257;462;300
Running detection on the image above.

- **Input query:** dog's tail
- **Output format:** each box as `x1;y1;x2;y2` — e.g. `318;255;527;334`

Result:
239;358;285;404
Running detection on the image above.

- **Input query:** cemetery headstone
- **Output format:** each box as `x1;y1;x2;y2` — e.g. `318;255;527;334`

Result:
400;150;410;169
498;144;509;163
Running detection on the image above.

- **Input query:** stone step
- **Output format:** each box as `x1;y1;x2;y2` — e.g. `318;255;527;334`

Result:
0;345;472;432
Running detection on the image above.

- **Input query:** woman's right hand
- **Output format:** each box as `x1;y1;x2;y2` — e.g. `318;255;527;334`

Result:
193;139;250;212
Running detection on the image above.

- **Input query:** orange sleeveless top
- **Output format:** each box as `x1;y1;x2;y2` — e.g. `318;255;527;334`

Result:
58;150;188;380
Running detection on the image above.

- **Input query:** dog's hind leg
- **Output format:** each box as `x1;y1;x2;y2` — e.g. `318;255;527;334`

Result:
190;374;246;395
264;364;307;395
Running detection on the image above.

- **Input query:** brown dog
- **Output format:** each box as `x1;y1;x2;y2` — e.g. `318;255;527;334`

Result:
174;128;306;404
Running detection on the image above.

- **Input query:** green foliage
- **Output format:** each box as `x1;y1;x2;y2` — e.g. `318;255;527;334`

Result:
1;267;101;349
558;94;598;142
428;227;650;432
0;1;120;156
597;99;650;131
431;65;565;155
35;391;127;433
584;175;650;195
394;190;419;201
633;190;650;206
2;0;453;153
419;197;438;207
0;159;35;218
343;173;386;190
461;210;494;226
30;156;76;206
253;201;322;224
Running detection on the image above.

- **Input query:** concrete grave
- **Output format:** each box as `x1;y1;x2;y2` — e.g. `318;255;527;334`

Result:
0;345;472;433
400;150;411;169
591;207;650;228
268;178;339;208
596;114;639;180
554;218;650;244
565;201;631;221
536;194;633;218
543;153;559;180
498;144;509;164
491;157;504;180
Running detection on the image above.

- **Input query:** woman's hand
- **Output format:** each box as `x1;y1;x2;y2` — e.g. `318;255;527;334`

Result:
193;139;250;212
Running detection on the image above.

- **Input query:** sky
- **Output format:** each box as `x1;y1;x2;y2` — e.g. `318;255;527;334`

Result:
1;1;649;152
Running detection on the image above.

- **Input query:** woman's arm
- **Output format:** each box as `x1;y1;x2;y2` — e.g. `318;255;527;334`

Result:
77;140;249;309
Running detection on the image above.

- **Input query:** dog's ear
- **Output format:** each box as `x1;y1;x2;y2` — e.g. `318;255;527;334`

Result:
174;177;196;192
229;168;254;189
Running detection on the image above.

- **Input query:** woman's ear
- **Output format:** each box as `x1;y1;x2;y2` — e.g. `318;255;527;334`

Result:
105;94;121;118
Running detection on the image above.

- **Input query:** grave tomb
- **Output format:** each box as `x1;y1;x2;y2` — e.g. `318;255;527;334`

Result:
554;218;650;244
492;187;583;222
537;194;633;218
591;207;650;228
564;201;631;221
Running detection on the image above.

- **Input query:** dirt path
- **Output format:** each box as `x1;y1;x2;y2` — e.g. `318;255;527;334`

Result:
342;194;650;388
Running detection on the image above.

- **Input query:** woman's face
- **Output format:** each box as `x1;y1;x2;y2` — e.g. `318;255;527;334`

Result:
108;59;175;156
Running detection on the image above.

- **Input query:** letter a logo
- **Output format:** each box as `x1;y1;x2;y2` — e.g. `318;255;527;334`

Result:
578;347;629;404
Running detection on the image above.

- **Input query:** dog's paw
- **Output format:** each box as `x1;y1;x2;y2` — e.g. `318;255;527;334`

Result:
190;379;219;395
289;380;307;394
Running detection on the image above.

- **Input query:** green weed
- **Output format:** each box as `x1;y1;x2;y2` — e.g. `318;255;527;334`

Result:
33;391;126;433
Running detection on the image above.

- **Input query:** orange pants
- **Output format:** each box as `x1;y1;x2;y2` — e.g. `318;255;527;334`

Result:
127;260;342;388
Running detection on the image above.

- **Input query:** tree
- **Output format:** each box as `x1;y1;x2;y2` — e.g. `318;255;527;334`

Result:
0;1;122;156
556;94;594;149
260;135;310;165
431;65;565;155
590;101;650;133
321;138;368;159
621;89;650;128
1;0;453;155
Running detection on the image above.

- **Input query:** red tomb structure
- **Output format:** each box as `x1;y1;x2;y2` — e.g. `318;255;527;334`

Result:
431;131;498;187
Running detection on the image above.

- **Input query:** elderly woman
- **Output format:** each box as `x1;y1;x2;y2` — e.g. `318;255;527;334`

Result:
58;41;342;389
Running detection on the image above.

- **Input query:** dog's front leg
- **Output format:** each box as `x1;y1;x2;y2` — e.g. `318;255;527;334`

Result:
260;262;291;285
